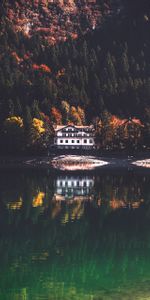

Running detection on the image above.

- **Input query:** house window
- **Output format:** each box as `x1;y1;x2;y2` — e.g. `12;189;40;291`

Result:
89;139;93;144
77;140;80;143
65;140;68;143
84;139;87;143
72;140;75;143
60;140;63;143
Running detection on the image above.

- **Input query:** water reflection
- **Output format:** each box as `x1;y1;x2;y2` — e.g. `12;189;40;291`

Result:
1;171;148;223
0;169;150;299
54;176;94;201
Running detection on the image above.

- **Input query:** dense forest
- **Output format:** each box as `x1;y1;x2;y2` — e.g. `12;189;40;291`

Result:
0;0;150;154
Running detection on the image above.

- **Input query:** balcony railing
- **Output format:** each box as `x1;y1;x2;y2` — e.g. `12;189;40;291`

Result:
58;134;95;137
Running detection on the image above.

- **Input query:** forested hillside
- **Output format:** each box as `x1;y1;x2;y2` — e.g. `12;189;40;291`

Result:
0;0;150;154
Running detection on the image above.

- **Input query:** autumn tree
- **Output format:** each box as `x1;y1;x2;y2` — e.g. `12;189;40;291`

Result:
69;106;82;125
51;107;62;125
77;106;85;125
61;100;70;124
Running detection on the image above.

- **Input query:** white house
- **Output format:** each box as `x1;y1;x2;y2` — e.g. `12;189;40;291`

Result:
54;125;95;149
53;176;94;201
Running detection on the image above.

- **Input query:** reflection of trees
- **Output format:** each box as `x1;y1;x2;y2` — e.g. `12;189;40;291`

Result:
0;171;150;298
94;173;148;211
0;170;54;225
0;170;150;226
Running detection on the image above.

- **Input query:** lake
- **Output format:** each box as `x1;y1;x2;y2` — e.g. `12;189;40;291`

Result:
0;167;150;299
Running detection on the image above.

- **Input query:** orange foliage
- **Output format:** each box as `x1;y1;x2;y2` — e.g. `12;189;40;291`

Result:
40;64;51;73
110;198;143;210
110;199;126;210
111;116;126;128
111;115;144;129
11;52;22;63
32;64;39;70
71;33;78;40
32;64;51;73
132;118;144;127
51;107;62;125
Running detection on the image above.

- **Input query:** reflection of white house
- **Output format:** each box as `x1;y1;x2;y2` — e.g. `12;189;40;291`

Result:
53;176;94;201
54;125;95;149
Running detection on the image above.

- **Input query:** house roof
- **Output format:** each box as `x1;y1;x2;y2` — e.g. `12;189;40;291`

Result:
111;116;144;128
54;125;94;131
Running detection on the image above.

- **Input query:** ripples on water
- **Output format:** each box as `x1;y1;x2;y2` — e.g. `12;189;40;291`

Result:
0;168;150;299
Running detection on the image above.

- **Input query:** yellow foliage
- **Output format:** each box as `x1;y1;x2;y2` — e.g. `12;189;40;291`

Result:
61;100;70;114
32;192;45;207
70;106;82;125
77;106;85;124
6;116;23;127
32;118;45;134
61;212;69;224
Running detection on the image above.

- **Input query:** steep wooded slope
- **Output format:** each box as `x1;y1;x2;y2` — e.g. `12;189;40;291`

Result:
1;0;112;44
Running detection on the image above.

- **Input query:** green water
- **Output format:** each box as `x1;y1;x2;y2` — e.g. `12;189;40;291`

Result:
0;168;150;300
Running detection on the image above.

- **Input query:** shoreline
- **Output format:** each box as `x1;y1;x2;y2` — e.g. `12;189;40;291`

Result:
0;152;150;171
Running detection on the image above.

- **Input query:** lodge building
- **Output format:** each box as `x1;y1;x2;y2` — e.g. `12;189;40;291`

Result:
54;125;95;149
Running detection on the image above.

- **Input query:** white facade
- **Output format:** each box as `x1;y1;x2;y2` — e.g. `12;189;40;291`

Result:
54;125;95;149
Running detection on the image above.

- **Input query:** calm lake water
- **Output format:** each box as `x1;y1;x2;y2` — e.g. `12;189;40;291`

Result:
0;167;150;300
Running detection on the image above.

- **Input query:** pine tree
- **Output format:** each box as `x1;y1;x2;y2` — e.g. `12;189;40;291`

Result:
32;100;40;119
